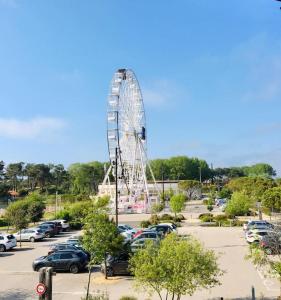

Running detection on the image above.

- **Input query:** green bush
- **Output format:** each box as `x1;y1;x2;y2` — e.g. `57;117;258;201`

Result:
198;213;213;220
149;214;160;225
214;214;228;222
225;192;253;217
176;214;185;221
200;215;214;222
0;218;8;227
159;213;173;221
140;220;151;228
55;209;71;221
119;297;138;300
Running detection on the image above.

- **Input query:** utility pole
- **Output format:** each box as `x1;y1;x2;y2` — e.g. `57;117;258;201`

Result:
115;147;118;226
55;191;58;217
161;165;165;201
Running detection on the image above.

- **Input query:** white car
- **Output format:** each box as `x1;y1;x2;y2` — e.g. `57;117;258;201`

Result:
246;229;272;243
158;223;177;233
0;233;17;252
243;220;273;231
53;219;70;231
14;228;45;242
118;224;137;235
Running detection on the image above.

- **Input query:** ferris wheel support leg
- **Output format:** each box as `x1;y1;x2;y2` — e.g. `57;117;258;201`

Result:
139;140;161;203
137;138;150;212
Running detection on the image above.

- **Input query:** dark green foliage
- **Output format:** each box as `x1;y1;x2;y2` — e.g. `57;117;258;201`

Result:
140;220;151;228
198;213;213;220
119;297;138;300
0;218;8;227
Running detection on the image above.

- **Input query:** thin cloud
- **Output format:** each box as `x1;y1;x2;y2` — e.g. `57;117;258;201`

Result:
142;79;187;108
0;117;66;139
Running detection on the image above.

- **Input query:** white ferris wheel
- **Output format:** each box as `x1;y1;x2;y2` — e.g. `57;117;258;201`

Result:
102;68;158;212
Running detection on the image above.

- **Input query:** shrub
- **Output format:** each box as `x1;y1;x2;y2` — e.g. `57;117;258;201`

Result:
140;220;151;228
149;214;159;225
225;192;253;217
0;218;8;227
119;297;138;300
200;215;214;222
207;205;213;212
151;203;164;214
176;214;185;221
55;209;71;221
198;213;213;220
214;214;228;222
159;213;173;221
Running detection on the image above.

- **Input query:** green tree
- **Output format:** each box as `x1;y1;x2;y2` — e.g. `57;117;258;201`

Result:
130;234;222;300
225;192;253;217
178;180;201;200
25;193;46;223
169;194;186;217
262;187;281;212
6;162;24;191
5;200;29;247
82;209;124;299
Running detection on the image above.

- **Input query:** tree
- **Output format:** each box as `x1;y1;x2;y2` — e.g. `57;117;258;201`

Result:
169;194;186;217
262;187;281;212
130;234;222;300
82;211;124;299
225;192;254;217
6;162;24;191
25;193;46;223
5;200;29;247
178;180;201;200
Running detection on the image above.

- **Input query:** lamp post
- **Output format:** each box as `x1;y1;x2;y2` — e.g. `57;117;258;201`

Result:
115;148;118;225
199;167;202;184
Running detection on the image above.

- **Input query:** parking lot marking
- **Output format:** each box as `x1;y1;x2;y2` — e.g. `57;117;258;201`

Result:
257;268;279;292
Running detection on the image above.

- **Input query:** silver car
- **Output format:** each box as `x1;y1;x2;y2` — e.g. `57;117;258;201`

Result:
14;228;45;242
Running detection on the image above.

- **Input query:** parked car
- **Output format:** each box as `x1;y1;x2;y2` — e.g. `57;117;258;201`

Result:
243;220;273;231
53;219;70;232
130;237;159;252
101;252;130;276
36;224;56;238
246;229;273;243
144;224;174;236
118;224;137;235
14;229;44;242
66;238;81;246
132;231;161;242
157;223;177;232
32;250;88;273
41;221;62;234
48;243;82;255
0;233;17;252
260;233;281;255
118;228;132;242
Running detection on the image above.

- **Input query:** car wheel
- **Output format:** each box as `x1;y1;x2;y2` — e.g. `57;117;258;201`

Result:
69;264;79;274
107;267;114;277
265;248;273;255
0;244;6;252
30;237;35;243
46;233;51;238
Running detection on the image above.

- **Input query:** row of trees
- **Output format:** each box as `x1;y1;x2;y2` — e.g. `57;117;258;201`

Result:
0;158;277;198
218;177;281;216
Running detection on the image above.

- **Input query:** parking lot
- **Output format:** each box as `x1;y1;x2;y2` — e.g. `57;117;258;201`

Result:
0;223;280;300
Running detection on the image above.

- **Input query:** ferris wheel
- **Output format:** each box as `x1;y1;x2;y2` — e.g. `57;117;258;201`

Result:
102;69;158;212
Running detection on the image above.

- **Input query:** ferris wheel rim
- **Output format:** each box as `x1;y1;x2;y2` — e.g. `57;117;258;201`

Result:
106;68;147;164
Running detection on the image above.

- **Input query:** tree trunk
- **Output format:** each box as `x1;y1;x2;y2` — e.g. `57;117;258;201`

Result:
19;229;22;248
86;265;92;300
104;253;108;279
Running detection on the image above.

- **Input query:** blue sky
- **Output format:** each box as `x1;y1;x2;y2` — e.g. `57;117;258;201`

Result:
0;0;280;174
